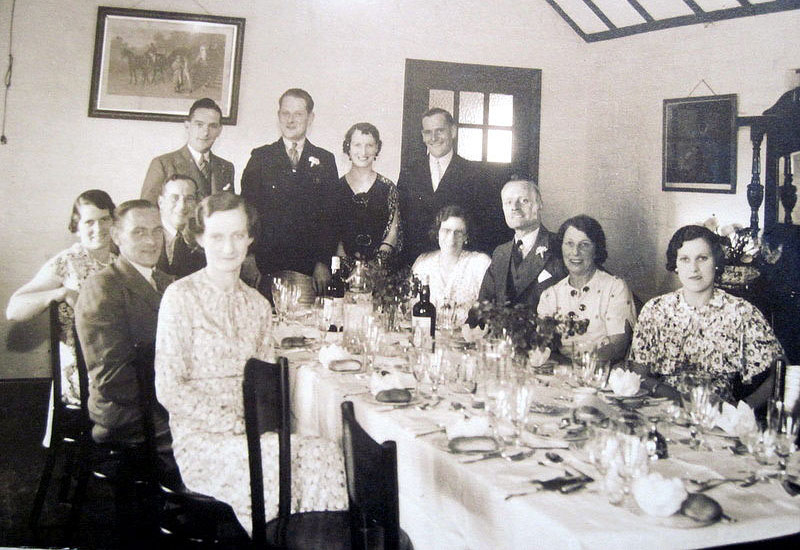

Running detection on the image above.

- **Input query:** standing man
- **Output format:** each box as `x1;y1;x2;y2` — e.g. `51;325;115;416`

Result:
478;177;565;310
241;88;339;297
75;200;181;488
141;98;234;204
156;174;205;279
398;108;492;265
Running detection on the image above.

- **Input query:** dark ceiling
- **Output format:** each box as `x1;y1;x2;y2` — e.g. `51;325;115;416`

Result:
544;0;800;42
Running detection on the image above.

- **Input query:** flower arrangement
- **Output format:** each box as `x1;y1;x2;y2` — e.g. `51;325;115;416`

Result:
701;216;783;287
340;256;420;313
468;300;589;353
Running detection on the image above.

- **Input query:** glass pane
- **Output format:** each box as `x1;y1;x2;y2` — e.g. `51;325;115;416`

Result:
429;89;454;115
489;94;513;127
457;128;483;161
487;129;512;163
459;91;484;125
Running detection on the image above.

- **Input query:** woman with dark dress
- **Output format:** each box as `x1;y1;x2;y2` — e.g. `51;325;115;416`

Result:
334;122;400;263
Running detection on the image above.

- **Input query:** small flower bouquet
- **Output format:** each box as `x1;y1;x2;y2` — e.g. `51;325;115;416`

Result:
468;301;589;354
702;216;783;287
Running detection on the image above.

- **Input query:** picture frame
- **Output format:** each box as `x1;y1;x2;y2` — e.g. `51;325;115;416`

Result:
89;7;245;124
662;94;737;193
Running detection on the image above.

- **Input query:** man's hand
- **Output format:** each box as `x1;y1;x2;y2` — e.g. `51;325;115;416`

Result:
312;262;331;295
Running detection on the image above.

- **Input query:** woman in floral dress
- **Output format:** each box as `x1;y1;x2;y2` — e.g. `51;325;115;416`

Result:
412;205;490;328
155;192;346;532
7;190;116;405
629;225;783;406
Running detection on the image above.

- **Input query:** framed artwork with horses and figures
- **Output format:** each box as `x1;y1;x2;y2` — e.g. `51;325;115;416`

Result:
89;7;245;124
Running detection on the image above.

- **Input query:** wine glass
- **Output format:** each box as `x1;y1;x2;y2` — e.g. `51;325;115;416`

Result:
427;348;450;399
509;381;535;450
773;408;799;479
363;315;382;373
684;380;720;450
410;350;430;398
488;380;513;444
572;341;598;386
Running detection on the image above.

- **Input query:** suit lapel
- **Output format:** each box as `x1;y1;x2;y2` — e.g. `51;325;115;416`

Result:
179;146;210;196
208;152;230;193
114;257;163;312
435;154;461;195
512;229;552;297
495;242;513;303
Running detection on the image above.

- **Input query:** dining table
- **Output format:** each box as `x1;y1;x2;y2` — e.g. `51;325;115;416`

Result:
274;317;800;550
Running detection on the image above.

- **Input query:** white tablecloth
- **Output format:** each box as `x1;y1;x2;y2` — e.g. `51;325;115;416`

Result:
286;350;800;550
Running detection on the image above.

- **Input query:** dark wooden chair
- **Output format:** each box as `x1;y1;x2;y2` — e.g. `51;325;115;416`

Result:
29;301;91;533
341;401;413;550
243;357;350;549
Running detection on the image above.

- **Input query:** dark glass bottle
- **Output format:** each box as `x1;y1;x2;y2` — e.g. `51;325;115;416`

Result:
646;417;668;460
324;256;345;332
412;278;436;348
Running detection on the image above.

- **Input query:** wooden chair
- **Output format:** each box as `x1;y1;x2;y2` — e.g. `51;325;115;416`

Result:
29;301;91;533
243;357;350;549
341;401;413;550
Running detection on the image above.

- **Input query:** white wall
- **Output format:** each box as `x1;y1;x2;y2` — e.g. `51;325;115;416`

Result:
0;0;588;377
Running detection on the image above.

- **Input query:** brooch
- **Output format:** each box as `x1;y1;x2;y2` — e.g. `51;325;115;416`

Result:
535;246;548;258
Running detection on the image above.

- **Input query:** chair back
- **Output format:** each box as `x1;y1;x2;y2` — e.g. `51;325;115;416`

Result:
242;357;292;544
341;400;401;550
132;342;160;486
47;301;66;435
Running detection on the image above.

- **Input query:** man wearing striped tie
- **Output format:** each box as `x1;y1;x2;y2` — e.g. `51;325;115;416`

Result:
141;98;234;204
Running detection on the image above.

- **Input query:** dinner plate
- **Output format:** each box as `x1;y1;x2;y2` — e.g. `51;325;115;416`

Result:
446;436;502;455
622;499;720;529
366;390;420;406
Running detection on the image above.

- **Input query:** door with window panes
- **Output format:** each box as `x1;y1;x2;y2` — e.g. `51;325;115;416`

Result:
401;59;542;246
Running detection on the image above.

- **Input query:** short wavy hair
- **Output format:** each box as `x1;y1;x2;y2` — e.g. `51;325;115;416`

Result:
342;122;382;157
279;88;314;113
69;189;116;233
555;215;608;266
665;224;726;275
187;97;222;121
422;107;455;127
428;204;474;247
192;192;258;238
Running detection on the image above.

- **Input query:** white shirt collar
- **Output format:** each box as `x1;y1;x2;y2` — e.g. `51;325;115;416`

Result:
282;137;306;156
127;258;155;283
514;227;540;258
429;149;454;175
187;144;209;166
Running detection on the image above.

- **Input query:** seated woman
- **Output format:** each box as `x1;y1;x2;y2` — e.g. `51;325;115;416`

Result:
537;215;636;363
412;205;490;327
629;225;784;407
333;122;400;263
6;190;116;405
155;193;346;531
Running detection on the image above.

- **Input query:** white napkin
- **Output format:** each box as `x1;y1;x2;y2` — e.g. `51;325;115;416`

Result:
461;323;487;344
528;347;551;367
319;344;351;367
608;368;641;397
369;370;415;396
715;400;757;437
632;473;687;517
446;416;491;440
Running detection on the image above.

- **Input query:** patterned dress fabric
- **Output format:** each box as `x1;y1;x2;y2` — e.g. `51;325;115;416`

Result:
629;288;784;402
537;269;637;350
41;242;117;405
334;173;401;261
155;269;347;530
412;250;491;325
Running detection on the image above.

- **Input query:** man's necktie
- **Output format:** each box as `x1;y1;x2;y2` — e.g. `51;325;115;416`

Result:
198;155;210;179
289;142;299;168
172;232;189;269
512;239;524;268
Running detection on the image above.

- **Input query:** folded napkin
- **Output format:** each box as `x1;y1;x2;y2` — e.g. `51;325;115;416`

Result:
445;416;491;440
715;400;756;437
273;324;317;343
369;370;415;396
528;347;552;367
461;323;487;344
319;344;360;372
632;473;687;517
608;368;641;397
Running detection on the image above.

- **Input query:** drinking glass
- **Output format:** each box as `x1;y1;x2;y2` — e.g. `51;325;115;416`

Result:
410;350;430;397
510;381;535;449
615;432;649;491
363;315;382;373
489;380;513;444
572;341;598;385
772;406;799;478
428;348;450;399
684;380;719;450
452;350;479;395
272;277;300;325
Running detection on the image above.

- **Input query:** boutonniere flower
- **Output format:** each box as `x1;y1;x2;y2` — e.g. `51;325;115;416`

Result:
535;246;548;258
309;156;320;168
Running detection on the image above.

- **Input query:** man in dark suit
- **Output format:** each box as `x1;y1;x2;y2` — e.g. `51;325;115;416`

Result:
241;88;339;296
141;98;234;204
75;200;181;488
478;177;565;310
155;174;206;279
398;108;497;265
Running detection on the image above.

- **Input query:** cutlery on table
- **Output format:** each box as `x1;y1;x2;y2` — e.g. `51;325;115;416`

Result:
414;426;446;438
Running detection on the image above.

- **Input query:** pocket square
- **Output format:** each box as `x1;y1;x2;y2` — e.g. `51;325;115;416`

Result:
537;269;552;283
222;183;232;191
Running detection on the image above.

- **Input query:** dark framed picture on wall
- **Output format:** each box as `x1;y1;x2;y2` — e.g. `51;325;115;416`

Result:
88;7;245;124
662;94;737;193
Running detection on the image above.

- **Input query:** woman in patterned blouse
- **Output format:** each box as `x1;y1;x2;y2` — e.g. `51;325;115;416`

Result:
629;225;783;406
6;190;116;404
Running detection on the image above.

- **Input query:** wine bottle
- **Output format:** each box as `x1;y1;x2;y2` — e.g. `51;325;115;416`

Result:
324;256;345;332
412;278;436;349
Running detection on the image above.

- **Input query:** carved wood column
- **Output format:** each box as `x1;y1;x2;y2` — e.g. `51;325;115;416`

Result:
780;154;797;224
748;123;765;237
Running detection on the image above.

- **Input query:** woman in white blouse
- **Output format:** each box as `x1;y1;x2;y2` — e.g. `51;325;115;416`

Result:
412;205;490;328
537;215;637;363
155;192;346;531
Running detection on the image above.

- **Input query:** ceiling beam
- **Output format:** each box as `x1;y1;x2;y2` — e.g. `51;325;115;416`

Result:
544;0;589;41
583;0;617;29
682;0;705;15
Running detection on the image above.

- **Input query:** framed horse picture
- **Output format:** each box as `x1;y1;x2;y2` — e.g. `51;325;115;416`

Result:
662;94;738;193
88;7;245;124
